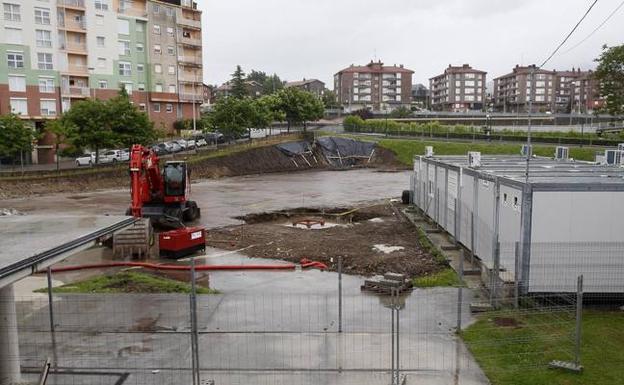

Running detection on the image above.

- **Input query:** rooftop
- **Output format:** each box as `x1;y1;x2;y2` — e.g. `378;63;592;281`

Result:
336;60;414;75
418;155;624;188
285;79;325;87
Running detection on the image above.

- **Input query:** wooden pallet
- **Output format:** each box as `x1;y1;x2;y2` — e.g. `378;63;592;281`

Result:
361;273;413;295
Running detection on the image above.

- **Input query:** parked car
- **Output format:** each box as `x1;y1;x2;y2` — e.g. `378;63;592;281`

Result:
186;139;197;149
119;149;130;162
205;132;225;144
75;152;95;167
98;150;125;164
175;139;189;150
195;137;208;147
151;144;169;156
166;141;183;153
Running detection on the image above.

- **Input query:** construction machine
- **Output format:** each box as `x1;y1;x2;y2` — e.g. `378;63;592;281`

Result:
113;144;205;258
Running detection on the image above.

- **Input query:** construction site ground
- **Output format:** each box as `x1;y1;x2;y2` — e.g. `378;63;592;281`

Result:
206;203;444;278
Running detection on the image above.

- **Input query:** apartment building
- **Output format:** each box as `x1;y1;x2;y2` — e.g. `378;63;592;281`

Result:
0;0;203;164
569;71;603;113
284;78;325;98
429;64;486;112
492;65;594;113
334;60;413;112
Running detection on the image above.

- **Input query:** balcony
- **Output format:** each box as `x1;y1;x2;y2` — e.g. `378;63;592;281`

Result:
177;17;201;29
179;93;203;102
60;42;87;53
178;55;202;67
58;0;85;9
178;72;201;82
178;35;201;47
58;18;86;31
62;86;90;97
118;7;147;18
65;63;88;74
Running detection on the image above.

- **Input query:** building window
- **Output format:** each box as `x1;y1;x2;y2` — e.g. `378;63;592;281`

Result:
94;0;109;11
118;40;130;56
154;44;161;54
37;53;53;70
118;61;131;76
165;103;173;113
38;77;54;93
97;57;106;68
120;82;132;94
8;75;25;92
97;36;105;47
167;46;174;55
5;27;22;44
136;21;144;32
153;103;160;112
153;25;160;35
139;103;146;111
154;64;162;74
166;26;174;36
98;80;107;89
117;18;130;34
166;7;173;17
34;7;50;24
3;3;20;21
138;82;145;91
168;84;175;93
10;98;27;115
7;51;24;68
137;63;144;72
96;15;104;25
153;3;160;13
155;83;163;92
40;99;56;116
35;30;52;48
168;65;175;75
136;42;144;52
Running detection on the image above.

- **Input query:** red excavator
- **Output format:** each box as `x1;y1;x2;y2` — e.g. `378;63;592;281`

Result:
114;144;205;258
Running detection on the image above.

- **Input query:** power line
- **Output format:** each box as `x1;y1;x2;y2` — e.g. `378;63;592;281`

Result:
538;0;599;69
562;0;624;54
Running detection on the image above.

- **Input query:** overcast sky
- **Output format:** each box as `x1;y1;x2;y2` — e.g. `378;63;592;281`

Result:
200;0;623;88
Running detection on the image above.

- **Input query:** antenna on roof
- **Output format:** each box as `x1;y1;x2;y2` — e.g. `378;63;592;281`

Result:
373;48;377;62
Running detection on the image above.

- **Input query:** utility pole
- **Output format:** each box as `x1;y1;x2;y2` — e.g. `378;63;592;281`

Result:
525;67;535;185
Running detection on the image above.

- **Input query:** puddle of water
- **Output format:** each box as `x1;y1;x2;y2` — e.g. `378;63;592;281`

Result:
372;244;405;254
368;217;384;223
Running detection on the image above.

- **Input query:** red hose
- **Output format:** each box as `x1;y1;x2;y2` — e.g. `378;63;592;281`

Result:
43;259;327;274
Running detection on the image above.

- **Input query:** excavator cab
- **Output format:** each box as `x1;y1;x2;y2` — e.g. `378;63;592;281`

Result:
163;161;188;199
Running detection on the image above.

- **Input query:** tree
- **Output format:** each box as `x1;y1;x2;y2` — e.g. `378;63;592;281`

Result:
247;70;268;85
107;89;156;148
276;88;324;132
595;44;624;116
322;90;340;109
263;73;284;94
61;99;113;164
204;97;254;139
0;114;34;168
45;119;74;172
230;65;248;99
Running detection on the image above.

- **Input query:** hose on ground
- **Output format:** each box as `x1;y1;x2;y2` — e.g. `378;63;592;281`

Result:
40;259;328;274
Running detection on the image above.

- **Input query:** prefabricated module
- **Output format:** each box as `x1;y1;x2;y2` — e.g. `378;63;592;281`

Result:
410;153;624;295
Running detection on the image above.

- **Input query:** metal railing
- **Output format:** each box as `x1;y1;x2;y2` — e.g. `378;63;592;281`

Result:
118;6;148;17
178;35;201;46
177;16;201;29
58;19;86;30
57;0;85;8
178;93;203;102
61;86;89;96
177;55;202;65
60;42;87;52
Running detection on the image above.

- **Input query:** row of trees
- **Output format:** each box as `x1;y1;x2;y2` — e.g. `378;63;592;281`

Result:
204;66;325;138
0;89;156;170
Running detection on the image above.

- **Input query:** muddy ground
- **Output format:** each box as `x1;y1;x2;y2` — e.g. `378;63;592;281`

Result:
205;202;443;278
0;142;405;199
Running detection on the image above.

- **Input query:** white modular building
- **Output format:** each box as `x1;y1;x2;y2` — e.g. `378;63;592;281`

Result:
411;155;624;294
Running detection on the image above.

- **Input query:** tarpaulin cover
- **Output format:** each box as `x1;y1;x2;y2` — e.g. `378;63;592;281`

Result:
316;137;376;167
276;141;312;156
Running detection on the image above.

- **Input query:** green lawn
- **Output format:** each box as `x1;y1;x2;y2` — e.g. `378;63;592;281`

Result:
379;138;600;165
412;268;462;287
36;271;218;294
462;310;624;385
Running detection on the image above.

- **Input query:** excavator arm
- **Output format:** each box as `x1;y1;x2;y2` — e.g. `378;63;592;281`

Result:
129;144;164;218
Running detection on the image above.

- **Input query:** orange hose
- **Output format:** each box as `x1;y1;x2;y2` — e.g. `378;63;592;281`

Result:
43;259;327;274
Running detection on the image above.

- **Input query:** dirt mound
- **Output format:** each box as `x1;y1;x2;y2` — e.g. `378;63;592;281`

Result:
206;203;444;278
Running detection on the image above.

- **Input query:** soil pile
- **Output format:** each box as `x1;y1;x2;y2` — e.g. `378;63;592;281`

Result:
205;203;443;278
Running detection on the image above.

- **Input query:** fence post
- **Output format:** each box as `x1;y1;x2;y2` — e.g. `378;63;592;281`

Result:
456;249;464;331
189;258;200;385
574;275;584;369
338;255;343;333
470;212;476;266
46;267;55;334
514;241;520;309
490;241;500;307
390;290;395;385
396;289;400;385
